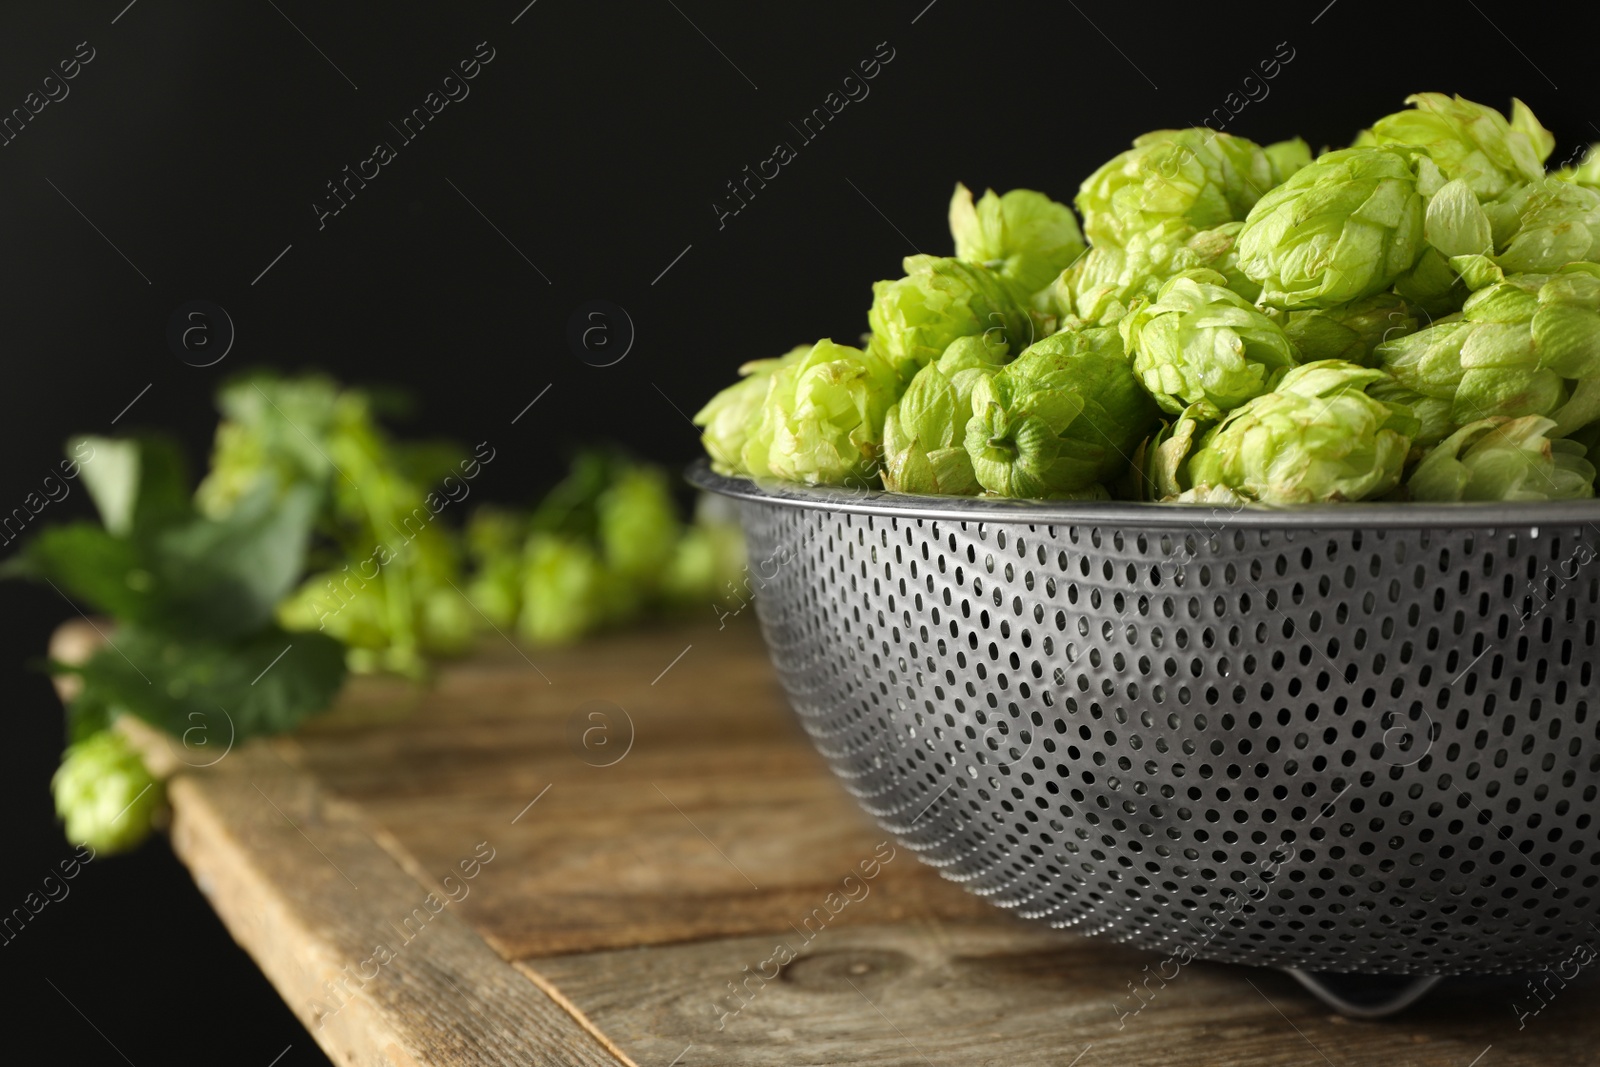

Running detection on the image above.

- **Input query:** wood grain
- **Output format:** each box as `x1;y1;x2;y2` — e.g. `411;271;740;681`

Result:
58;616;1600;1066
154;742;623;1066
289;621;999;959
532;922;1600;1067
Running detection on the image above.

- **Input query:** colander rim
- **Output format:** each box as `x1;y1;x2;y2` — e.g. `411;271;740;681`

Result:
686;459;1600;531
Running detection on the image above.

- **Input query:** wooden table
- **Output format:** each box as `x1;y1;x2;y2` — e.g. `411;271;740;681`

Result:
98;620;1600;1065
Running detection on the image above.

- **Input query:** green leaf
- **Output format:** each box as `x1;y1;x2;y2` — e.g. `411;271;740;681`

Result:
74;435;193;536
3;522;153;619
7;481;318;642
74;624;347;738
75;437;138;536
149;484;318;639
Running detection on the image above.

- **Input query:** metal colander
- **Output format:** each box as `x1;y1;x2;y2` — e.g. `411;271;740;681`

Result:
690;461;1600;998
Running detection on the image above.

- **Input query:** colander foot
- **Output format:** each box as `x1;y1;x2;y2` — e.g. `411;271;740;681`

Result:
1283;970;1443;1018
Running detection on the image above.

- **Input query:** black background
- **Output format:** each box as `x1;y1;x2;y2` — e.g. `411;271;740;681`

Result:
0;1;1590;1061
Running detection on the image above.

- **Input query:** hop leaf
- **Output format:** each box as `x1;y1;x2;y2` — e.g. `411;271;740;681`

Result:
868;256;1035;375
1408;415;1594;501
949;184;1085;293
1358;93;1554;200
1238;147;1426;309
1120;268;1298;414
1186;360;1419;503
1076;129;1274;249
52;731;163;854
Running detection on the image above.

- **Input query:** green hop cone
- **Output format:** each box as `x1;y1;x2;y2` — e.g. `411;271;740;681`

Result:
694;347;806;476
462;554;521;630
1376;263;1600;429
1055;219;1259;326
1357;93;1554;200
1423;178;1495;259
881;336;1005;495
1553;144;1600;189
1408;415;1595;501
1487;180;1600;274
52;730;163;853
1264;137;1313;187
597;465;680;585
949;184;1085;294
1237;146;1426;310
1368;377;1457;454
419;586;475;656
1120;268;1299;414
868;255;1035;376
1076;129;1274;248
1285;293;1419;366
965;326;1157;497
740;338;901;487
517;534;610;645
1388;177;1495;315
663;506;748;607
463;506;526;629
1141;400;1221;501
1186;360;1420;503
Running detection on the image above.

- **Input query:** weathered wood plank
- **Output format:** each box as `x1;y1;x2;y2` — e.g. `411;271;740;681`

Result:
58;616;1600;1066
530;921;1600;1067
160;744;624;1067
289;621;998;958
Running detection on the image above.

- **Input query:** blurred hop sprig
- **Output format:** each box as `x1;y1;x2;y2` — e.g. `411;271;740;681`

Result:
1238;146;1427;310
1120;268;1298;414
662;497;747;607
868;255;1035;376
1055;219;1260;326
1076;129;1275;249
965;326;1156;497
948;184;1085;294
597;465;681;584
881;335;1006;495
517;534;612;646
1408;415;1595;501
52;731;163;854
1186;360;1420;503
463;507;527;630
1357;93;1554;200
1376;262;1600;432
737;338;901;486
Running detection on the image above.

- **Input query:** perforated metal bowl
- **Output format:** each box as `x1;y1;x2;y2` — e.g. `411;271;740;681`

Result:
690;461;1600;1009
